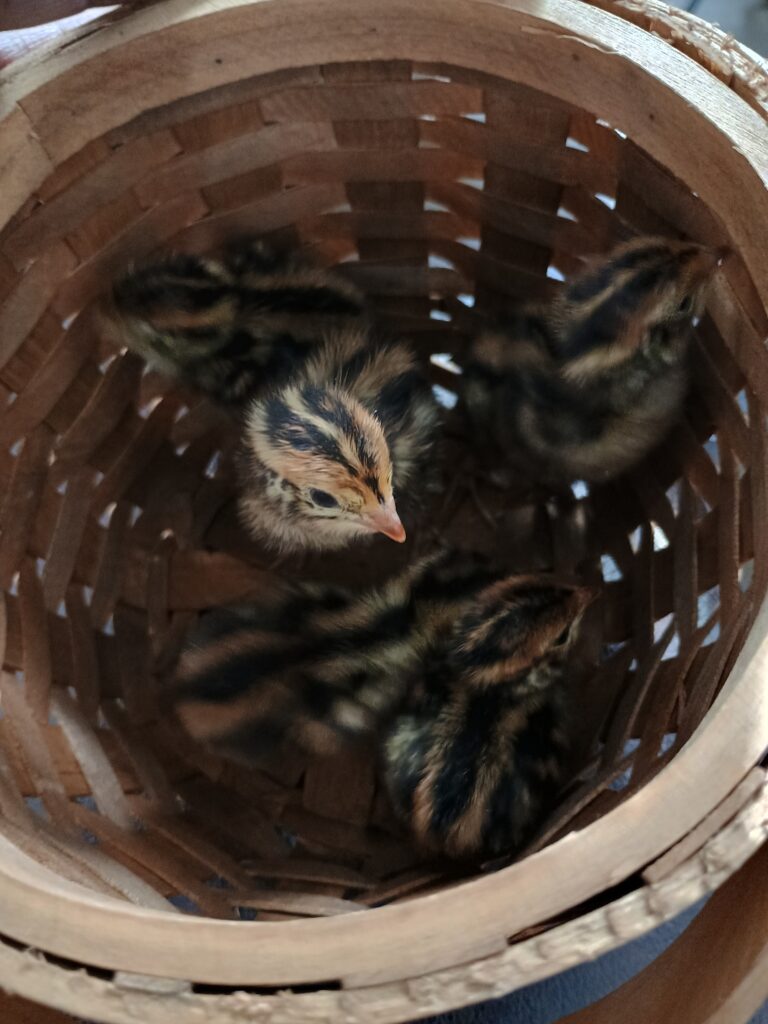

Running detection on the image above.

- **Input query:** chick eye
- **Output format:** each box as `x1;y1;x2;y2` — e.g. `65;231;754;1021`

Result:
678;295;694;314
553;627;570;647
309;488;339;509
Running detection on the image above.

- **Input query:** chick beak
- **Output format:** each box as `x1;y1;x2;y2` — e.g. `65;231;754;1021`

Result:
365;498;406;543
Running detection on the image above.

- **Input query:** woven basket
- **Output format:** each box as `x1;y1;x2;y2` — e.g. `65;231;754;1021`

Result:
1;2;767;1022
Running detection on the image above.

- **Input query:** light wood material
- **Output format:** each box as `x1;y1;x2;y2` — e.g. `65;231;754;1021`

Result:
0;0;766;1021
0;779;764;1023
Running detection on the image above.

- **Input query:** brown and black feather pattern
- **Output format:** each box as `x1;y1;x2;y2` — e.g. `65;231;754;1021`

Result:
104;239;440;554
237;326;440;552
383;575;597;860
463;236;727;484
169;550;495;764
170;557;437;764
102;239;366;406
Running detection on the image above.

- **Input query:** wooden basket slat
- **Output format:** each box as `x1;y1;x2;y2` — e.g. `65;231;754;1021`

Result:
0;243;75;370
65;585;101;722
263;79;483;121
0;672;73;826
22;143;163;264
17;558;53;725
135;121;337;206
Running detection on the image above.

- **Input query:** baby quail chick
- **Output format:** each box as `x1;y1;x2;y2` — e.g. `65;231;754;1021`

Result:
383;575;597;860
101;241;366;406
463;237;727;485
103;241;439;552
170;556;439;764
237;327;439;552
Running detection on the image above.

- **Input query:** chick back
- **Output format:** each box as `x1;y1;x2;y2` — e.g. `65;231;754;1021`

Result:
383;574;594;860
170;563;429;765
463;321;687;484
170;550;494;764
104;241;366;406
384;666;568;860
462;236;724;484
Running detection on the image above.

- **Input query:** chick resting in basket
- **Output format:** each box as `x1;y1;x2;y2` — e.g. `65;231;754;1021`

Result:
383;573;597;860
462;236;728;487
169;551;469;761
101;240;439;553
171;551;596;861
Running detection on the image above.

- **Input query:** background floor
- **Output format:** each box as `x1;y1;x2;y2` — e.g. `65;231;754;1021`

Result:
0;2;766;1023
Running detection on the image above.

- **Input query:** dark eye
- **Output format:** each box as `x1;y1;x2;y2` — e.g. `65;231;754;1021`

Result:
678;295;694;314
553;627;570;647
309;488;339;509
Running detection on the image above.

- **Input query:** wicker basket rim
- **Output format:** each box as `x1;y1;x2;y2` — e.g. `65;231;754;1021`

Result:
1;777;765;1023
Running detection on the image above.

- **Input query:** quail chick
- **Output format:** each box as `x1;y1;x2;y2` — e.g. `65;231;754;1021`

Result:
170;549;498;763
170;555;442;764
237;326;439;552
462;237;728;485
103;241;439;552
101;241;366;406
383;575;597;860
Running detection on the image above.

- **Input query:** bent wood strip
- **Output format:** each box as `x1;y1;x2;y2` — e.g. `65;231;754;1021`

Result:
0;779;763;1023
560;841;768;1024
2;0;767;307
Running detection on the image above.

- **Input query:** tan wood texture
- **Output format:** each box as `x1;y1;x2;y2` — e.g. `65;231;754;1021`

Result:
0;779;764;1024
0;0;766;1021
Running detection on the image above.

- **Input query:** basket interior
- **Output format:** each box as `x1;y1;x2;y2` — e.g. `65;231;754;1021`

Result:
0;54;766;930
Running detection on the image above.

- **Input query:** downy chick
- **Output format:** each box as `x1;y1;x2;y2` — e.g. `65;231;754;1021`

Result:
237;327;439;552
101;240;366;406
170;550;498;764
463;237;728;485
383;575;597;860
170;556;441;764
102;240;439;552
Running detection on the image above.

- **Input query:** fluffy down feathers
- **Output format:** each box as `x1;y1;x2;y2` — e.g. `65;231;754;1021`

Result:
462;237;727;485
383;574;597;859
102;240;440;553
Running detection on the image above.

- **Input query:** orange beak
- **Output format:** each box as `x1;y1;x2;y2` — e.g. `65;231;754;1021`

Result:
364;498;406;544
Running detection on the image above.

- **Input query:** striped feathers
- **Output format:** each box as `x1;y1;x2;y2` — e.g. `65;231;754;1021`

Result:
101;241;366;406
238;327;439;553
383;575;597;860
170;556;439;764
103;238;440;554
170;552;597;862
463;236;727;485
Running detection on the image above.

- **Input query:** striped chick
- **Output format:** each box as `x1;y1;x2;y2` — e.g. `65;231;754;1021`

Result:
169;556;438;764
383;574;598;860
463;236;728;485
237;326;440;553
99;239;366;406
103;239;440;554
